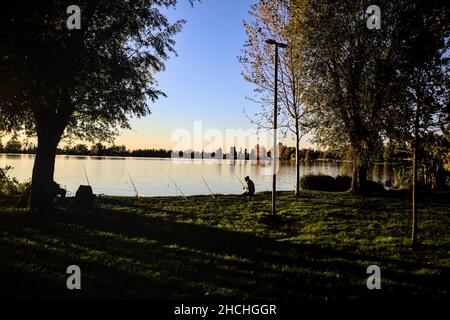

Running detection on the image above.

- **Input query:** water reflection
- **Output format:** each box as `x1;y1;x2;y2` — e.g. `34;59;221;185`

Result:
0;154;395;197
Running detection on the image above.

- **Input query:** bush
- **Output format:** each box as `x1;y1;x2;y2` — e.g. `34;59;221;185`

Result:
300;174;384;193
300;174;336;191
0;166;29;196
335;175;352;191
362;180;385;193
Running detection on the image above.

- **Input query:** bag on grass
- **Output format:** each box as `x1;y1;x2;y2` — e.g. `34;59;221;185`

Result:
75;185;96;206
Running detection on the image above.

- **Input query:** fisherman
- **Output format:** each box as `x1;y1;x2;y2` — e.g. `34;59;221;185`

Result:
52;181;67;200
242;176;255;197
17;181;66;208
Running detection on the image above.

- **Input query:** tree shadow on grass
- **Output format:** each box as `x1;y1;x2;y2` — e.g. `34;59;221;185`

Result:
0;205;449;300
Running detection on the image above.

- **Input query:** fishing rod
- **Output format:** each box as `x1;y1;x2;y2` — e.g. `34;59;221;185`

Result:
167;175;189;201
233;172;246;188
83;166;91;186
197;170;215;199
126;170;140;197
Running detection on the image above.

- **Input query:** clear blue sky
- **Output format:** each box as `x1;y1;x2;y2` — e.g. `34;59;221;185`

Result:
115;0;311;150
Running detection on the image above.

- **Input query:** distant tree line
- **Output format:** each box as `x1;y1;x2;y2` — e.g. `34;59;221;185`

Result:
0;139;171;157
64;143;171;157
0;139;344;161
279;145;341;161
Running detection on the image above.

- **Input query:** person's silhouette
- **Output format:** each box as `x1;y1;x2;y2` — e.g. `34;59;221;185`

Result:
242;176;255;197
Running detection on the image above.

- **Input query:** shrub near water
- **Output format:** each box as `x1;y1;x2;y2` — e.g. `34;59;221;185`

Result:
362;180;385;193
0;166;29;196
301;174;385;192
300;174;337;191
335;175;352;191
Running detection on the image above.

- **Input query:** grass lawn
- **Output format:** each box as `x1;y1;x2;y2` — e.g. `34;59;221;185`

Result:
0;190;449;300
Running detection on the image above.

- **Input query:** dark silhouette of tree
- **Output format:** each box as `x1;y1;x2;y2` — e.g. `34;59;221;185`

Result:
69;144;90;155
130;148;172;158
0;1;194;211
5;138;22;153
91;143;106;156
106;145;128;156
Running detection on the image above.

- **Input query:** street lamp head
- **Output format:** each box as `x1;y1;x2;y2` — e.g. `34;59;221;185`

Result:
265;39;288;48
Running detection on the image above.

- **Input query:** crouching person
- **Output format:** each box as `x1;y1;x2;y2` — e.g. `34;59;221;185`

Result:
17;181;66;208
52;181;67;200
242;176;255;197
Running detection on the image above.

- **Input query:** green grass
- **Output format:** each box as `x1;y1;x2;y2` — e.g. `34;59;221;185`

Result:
0;190;449;300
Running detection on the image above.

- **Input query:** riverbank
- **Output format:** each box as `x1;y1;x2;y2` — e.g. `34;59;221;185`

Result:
0;191;449;300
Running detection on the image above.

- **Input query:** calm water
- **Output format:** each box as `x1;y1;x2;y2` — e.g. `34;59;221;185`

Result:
0;154;395;197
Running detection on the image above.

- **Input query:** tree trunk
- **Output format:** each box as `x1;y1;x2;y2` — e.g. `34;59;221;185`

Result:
295;132;301;197
351;160;358;192
358;164;368;192
411;101;420;248
412;145;418;247
434;160;446;191
30;129;62;212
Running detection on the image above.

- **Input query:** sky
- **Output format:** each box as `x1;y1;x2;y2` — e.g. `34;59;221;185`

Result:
113;0;312;151
4;0;314;152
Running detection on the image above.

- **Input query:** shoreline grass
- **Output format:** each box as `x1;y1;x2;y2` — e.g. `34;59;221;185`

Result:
0;190;449;300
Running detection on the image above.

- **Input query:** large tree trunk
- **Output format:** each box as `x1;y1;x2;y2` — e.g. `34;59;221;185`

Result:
434;160;447;191
358;164;368;192
30;128;62;212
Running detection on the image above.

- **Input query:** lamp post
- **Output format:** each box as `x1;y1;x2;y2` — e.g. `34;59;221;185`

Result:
265;39;287;217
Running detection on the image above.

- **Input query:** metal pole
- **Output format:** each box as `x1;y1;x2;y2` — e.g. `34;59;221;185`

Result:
272;44;279;216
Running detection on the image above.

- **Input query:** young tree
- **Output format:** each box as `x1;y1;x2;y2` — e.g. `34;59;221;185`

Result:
240;0;306;196
0;1;194;211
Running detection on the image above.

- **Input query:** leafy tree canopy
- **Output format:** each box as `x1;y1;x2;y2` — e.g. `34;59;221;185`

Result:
0;0;193;142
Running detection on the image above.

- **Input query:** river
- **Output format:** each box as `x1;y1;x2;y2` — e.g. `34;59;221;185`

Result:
0;154;395;196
